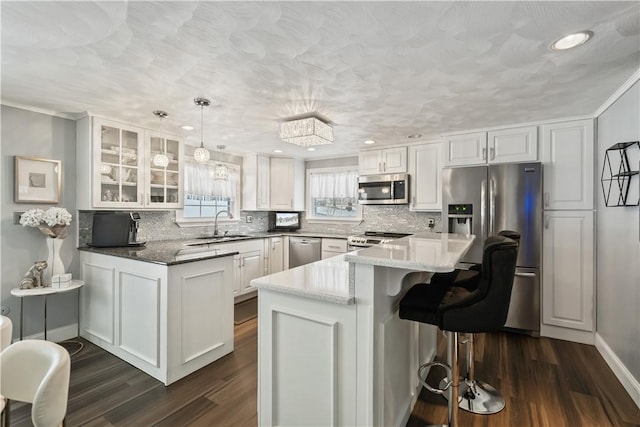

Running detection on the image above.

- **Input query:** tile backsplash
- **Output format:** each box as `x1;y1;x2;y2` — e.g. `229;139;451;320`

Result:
78;207;442;245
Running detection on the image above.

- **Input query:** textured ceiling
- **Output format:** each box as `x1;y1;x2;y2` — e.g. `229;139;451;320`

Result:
2;1;639;159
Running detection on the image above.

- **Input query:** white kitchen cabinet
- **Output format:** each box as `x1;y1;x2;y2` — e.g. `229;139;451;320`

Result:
358;147;407;175
242;153;270;211
542;119;595;210
444;126;538;167
408;142;442;211
268;236;284;274
80;251;235;385
269;157;305;211
444;132;487;166
76;116;184;210
321;238;347;259
213;239;265;298
542;210;594;333
487;126;538;164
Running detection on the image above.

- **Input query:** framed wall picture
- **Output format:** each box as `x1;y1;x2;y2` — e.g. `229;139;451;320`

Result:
14;156;62;203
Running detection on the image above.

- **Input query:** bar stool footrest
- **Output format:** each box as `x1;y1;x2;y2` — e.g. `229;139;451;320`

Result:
418;361;452;395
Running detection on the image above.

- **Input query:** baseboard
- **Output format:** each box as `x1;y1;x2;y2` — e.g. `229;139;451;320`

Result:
595;333;640;410
540;323;595;345
15;323;78;343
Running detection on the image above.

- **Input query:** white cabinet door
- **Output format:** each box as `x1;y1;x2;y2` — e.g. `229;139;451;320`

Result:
144;129;183;208
269;237;284;274
269;157;304;210
444;132;487;166
358;150;383;175
240;249;264;294
542;211;594;332
382;146;407;174
408;143;442;211
91;118;145;208
488;126;538;164
257;155;271;210
359;148;407;175
243;154;270;210
542;119;594;210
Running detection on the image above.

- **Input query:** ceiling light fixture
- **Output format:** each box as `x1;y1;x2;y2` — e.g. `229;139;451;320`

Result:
307;147;316;152
193;97;211;163
279;115;334;147
364;140;376;145
551;31;593;50
181;125;195;131
213;145;229;181
152;110;170;168
273;149;283;153
408;134;422;139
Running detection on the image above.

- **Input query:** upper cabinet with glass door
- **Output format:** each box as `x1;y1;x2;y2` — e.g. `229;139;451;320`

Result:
145;130;183;209
93;118;144;208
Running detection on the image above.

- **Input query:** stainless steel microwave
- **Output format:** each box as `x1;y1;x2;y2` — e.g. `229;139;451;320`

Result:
358;173;409;205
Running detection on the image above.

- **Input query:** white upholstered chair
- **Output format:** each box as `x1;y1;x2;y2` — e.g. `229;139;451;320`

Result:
0;316;11;351
0;340;71;427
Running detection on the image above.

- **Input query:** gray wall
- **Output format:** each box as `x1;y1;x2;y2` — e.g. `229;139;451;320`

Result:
1;105;79;338
596;81;640;382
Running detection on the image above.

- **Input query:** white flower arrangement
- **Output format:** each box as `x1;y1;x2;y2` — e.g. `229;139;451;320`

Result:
20;207;72;239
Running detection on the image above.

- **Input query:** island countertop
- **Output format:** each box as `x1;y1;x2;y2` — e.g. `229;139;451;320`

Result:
78;240;239;266
251;254;354;305
344;232;475;272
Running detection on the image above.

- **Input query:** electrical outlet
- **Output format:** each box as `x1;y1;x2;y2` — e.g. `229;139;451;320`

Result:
1;306;9;315
428;218;435;227
246;215;253;223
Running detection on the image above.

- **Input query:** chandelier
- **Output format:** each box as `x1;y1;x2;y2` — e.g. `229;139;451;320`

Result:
193;97;211;163
213;145;229;181
152;110;170;168
279;116;334;147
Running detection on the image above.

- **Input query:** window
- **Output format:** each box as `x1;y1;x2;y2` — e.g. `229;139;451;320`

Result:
306;167;361;221
176;161;240;226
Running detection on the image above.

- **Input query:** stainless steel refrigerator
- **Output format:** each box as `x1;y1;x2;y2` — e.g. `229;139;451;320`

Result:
442;162;542;334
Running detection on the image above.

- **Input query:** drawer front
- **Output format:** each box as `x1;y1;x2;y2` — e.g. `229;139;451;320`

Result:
321;238;347;252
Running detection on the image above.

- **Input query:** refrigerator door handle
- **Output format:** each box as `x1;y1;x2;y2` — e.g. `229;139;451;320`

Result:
480;178;487;241
515;272;536;278
489;178;496;235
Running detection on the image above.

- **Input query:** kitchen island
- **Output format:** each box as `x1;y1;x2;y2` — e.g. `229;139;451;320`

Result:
78;241;239;385
252;232;475;427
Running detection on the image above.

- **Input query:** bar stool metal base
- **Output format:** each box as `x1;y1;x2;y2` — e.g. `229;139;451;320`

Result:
439;378;505;414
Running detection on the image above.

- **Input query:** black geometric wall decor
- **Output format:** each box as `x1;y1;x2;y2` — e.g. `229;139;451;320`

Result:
600;141;639;207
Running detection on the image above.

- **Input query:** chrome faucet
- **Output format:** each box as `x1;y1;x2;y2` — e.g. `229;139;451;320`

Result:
213;210;233;236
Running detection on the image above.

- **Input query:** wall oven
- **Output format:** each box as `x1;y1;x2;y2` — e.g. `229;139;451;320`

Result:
357;173;409;205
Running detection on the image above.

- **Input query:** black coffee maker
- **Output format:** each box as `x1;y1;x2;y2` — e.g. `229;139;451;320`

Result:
91;212;145;247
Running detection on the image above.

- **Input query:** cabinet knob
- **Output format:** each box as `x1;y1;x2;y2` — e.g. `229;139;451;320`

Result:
383;161;386;171
489;147;495;160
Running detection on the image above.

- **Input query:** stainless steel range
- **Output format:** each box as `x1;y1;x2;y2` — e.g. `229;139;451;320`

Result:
347;231;411;250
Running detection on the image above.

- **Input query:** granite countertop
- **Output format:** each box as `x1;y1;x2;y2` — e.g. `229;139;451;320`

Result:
78;240;239;266
251;254;354;305
344;232;475;272
78;232;350;266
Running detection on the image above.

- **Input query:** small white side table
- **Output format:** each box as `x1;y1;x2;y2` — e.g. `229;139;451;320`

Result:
10;280;84;341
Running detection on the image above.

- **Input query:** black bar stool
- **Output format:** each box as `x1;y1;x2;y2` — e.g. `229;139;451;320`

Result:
399;235;518;426
430;230;520;415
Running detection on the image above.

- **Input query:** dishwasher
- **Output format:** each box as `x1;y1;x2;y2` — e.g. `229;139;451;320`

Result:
289;237;322;268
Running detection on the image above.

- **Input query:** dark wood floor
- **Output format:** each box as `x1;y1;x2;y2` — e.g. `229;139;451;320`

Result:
9;320;640;426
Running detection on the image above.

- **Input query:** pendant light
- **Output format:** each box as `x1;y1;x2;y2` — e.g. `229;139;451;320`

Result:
152;110;170;168
213;145;229;181
193;97;211;163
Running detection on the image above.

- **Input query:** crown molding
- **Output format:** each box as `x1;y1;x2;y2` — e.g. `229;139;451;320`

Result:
0;100;84;120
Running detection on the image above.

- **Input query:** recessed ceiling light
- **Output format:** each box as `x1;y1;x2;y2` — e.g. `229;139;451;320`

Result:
181;125;195;131
364;140;376;145
408;134;422;139
307;147;316;151
551;31;593;50
274;149;283;153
